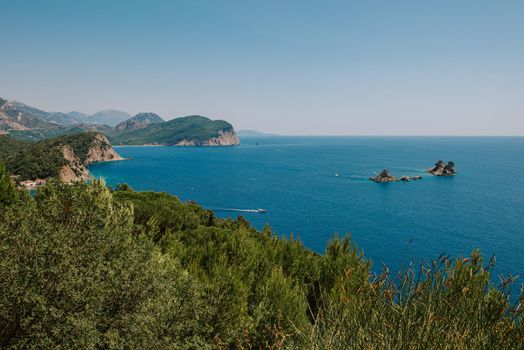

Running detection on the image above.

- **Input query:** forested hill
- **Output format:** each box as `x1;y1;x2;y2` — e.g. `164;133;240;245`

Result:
0;178;521;348
109;115;240;146
0;132;122;181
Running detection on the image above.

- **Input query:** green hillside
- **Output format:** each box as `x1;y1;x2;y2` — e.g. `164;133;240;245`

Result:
0;132;104;180
0;135;28;159
110;115;235;145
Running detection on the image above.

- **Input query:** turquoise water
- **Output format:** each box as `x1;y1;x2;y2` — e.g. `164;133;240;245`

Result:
90;137;524;282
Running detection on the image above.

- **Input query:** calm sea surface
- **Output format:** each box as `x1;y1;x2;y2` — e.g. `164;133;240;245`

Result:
90;137;524;282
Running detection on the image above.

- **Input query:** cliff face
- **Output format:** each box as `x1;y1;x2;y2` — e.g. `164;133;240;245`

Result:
59;133;123;182
175;130;240;146
59;145;90;182
84;133;124;164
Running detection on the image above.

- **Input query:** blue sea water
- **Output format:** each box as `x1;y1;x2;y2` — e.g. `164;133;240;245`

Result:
90;137;524;284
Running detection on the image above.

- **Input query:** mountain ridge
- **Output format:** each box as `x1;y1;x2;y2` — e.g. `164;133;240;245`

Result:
0;97;240;146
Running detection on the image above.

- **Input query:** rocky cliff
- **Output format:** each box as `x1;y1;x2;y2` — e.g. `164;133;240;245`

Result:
59;145;90;182
1;132;124;183
175;130;240;146
58;133;123;182
84;133;124;164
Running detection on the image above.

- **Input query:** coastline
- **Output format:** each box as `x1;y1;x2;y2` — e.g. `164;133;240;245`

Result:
89;157;131;164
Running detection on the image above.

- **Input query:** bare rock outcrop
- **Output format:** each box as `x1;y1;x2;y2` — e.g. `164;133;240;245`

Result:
428;160;456;176
175;130;240;146
84;133;124;164
369;169;399;183
59;145;90;182
59;133;124;182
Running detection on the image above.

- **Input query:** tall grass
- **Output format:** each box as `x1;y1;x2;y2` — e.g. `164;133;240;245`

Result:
301;251;523;349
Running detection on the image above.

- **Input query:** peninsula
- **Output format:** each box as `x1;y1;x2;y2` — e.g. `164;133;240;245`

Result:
0;132;123;183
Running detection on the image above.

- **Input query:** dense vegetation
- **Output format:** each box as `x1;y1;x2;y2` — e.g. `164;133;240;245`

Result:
0;174;522;349
0;136;28;159
0;132;101;180
8;124;115;142
109;115;235;145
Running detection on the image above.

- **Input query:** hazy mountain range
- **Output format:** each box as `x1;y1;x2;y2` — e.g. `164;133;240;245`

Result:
8;101;130;127
0;97;239;146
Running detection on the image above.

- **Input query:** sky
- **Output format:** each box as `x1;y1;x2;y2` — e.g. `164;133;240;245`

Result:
0;0;523;135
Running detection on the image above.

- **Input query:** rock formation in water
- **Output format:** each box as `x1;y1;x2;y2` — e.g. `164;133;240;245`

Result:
428;160;456;176
369;169;399;183
400;175;422;182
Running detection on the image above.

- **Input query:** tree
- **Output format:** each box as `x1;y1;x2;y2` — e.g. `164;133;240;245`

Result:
0;162;18;209
0;181;206;348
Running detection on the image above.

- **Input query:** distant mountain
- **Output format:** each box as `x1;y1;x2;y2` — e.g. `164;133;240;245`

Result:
0;99;58;132
0;96;240;146
10;101;80;126
115;112;164;131
87;110;131;127
47;112;82;125
110;115;240;146
66;111;89;121
237;129;277;137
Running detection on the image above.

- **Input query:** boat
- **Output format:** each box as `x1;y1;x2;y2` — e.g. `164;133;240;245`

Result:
257;209;266;213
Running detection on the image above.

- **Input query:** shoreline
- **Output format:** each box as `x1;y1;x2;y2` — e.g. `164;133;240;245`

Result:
89;157;131;164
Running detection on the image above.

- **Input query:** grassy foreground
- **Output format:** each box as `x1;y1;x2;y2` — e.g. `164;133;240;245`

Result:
0;177;522;349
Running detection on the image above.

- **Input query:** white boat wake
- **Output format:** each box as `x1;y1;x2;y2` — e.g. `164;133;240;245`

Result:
210;207;266;214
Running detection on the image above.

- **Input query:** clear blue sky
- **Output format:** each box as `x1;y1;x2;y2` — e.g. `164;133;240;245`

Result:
1;0;523;135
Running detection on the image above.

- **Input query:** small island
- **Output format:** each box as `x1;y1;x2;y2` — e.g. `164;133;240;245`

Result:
428;160;456;176
400;175;422;182
369;169;399;183
370;169;423;183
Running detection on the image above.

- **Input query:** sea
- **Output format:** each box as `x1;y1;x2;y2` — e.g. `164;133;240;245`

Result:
90;136;524;289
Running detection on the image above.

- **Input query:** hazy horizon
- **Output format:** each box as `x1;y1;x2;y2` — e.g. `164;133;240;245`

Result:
1;0;523;136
